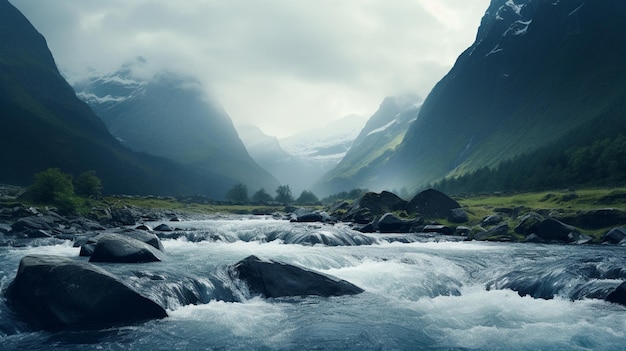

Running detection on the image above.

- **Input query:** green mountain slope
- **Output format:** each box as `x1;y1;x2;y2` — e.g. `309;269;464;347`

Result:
390;0;626;190
314;95;422;196
0;0;233;197
337;0;626;193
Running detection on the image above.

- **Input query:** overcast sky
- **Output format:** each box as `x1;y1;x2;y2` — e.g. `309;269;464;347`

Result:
11;0;490;138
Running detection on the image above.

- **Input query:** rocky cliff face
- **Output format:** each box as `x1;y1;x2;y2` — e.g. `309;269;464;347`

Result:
332;0;626;193
73;60;279;194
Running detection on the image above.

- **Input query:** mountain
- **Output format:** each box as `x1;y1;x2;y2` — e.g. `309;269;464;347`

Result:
237;124;318;194
315;94;422;196
279;114;367;166
72;60;279;194
337;0;626;193
0;0;244;198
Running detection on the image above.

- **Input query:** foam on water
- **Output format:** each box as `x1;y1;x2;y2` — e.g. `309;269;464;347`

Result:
2;218;626;350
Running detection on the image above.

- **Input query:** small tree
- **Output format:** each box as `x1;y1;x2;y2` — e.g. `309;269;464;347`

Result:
225;183;249;203
28;168;77;214
275;185;293;203
74;170;103;198
251;188;273;203
296;190;319;204
29;168;74;203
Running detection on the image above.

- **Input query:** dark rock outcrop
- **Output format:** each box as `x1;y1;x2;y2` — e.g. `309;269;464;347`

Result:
602;227;626;245
5;255;167;329
377;213;412;233
536;218;583;243
557;208;626;230
448;208;469;223
79;230;164;257
514;213;543;236
11;215;65;234
232;255;364;298
423;224;454;236
606;281;626;306
343;191;407;224
407;189;460;218
89;233;163;263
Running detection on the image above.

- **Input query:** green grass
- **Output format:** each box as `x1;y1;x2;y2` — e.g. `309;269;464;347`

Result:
452;187;626;240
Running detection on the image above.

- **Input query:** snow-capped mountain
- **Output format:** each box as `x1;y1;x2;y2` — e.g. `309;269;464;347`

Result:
315;94;422;196
325;0;626;193
237;114;366;194
73;59;279;195
279;114;367;166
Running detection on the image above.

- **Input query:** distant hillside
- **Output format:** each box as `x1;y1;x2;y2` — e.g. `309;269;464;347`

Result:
237;124;319;194
315;94;422;196
337;0;626;193
279;114;367;166
0;0;241;197
73;60;279;194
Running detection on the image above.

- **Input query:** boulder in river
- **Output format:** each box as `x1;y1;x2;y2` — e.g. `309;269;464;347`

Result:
89;233;164;263
5;255;167;330
233;255;364;298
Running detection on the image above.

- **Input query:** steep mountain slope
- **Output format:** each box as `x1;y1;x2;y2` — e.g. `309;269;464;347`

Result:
395;0;626;188
315;94;422;195
279;114;367;168
73;61;279;194
0;0;233;197
237;124;318;194
346;0;626;192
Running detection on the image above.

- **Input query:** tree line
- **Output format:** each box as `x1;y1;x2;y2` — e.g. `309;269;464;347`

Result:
224;183;321;205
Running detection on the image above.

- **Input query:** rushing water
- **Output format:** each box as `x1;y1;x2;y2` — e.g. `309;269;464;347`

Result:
1;217;626;350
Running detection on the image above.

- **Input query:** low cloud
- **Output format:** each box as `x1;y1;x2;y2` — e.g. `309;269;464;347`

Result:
11;0;489;137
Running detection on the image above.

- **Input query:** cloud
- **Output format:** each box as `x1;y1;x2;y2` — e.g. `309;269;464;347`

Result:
10;0;490;138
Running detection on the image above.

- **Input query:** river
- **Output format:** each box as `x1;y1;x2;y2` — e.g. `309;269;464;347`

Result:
1;217;625;350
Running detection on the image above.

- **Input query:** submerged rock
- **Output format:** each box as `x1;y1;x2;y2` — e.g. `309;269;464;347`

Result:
232;255;364;298
89;233;163;263
5;255;167;330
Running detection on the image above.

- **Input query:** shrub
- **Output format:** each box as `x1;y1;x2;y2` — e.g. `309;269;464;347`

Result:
74;170;103;198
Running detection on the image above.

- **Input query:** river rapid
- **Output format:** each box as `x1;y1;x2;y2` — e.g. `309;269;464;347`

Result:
1;217;625;350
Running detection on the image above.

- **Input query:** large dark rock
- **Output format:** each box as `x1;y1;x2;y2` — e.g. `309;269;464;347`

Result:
471;223;513;242
603;227;626;245
110;208;138;226
89;233;163;263
448;208;469;223
343;191;407;223
5;255;167;329
407;189;461;218
10;215;65;234
536;218;583;243
606;281;626;306
80;230;164;257
557;208;626;230
377;213;410;233
233;255;364;298
291;210;334;223
514;213;543;236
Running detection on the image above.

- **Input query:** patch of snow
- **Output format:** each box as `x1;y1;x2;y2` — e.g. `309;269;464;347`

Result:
569;2;585;16
76;92;128;104
367;120;397;137
100;75;145;87
505;0;524;16
503;19;533;36
485;44;504;57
